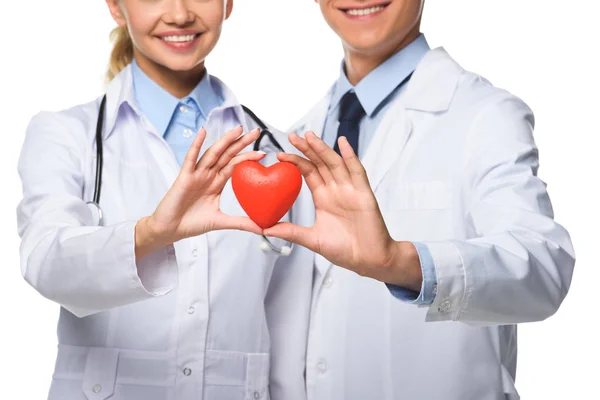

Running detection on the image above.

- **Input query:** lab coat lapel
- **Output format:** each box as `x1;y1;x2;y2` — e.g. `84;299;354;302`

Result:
361;105;413;192
361;47;463;192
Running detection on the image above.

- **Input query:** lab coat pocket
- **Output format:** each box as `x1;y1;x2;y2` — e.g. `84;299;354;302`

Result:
203;350;270;400
81;348;119;400
244;353;270;400
388;181;452;210
379;180;454;241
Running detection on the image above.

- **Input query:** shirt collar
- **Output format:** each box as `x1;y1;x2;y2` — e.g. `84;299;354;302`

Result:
131;58;222;136
329;34;431;117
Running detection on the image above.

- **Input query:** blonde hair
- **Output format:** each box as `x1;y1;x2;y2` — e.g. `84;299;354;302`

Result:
106;25;134;82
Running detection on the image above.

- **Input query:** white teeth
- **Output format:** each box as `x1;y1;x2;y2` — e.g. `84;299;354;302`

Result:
162;34;196;43
346;6;386;16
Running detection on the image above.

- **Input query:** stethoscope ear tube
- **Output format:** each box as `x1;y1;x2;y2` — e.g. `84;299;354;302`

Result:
242;105;285;153
93;95;107;205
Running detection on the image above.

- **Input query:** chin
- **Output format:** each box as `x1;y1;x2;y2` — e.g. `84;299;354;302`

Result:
344;35;387;54
158;57;204;73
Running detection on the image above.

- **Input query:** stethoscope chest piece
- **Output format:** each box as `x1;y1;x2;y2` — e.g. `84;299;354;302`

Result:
86;201;104;226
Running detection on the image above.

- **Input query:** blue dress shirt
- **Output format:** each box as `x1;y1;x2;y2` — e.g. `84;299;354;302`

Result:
322;34;438;305
131;59;223;166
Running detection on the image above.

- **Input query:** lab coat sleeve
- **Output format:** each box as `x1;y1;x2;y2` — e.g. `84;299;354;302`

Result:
16;112;178;318
423;96;575;325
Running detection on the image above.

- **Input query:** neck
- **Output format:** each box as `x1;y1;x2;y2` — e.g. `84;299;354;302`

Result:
344;29;421;86
134;51;206;98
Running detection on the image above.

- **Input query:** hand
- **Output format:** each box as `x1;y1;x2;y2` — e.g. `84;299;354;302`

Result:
137;126;265;257
263;132;422;290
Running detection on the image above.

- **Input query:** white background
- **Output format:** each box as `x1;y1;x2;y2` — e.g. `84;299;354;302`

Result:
1;0;598;398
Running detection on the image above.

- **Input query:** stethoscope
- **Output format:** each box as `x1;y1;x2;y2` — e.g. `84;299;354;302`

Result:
87;95;293;256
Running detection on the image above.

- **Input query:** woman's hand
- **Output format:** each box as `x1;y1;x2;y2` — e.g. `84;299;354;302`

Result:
263;132;422;291
136;126;264;258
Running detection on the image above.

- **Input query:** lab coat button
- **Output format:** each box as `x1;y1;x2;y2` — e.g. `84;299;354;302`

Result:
183;129;193;138
188;306;195;315
253;392;261;399
317;361;327;373
183;367;192;376
438;300;451;313
92;384;101;393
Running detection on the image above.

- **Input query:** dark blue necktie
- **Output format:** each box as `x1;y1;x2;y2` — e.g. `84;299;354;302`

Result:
334;91;366;156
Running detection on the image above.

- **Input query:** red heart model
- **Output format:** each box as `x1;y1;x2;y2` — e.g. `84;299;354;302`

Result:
232;161;302;229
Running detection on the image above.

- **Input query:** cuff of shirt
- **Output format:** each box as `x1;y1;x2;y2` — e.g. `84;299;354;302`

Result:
386;242;438;306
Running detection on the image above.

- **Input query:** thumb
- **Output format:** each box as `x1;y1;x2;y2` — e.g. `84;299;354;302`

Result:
213;214;263;235
264;222;317;251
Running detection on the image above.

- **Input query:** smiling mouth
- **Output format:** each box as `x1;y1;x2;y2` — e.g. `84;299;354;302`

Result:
159;33;201;43
342;3;391;16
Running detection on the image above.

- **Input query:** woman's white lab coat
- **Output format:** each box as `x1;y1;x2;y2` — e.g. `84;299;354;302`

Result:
289;47;575;400
16;65;313;400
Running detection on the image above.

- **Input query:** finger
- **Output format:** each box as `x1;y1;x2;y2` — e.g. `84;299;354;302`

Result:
197;125;243;170
218;150;267;181
306;132;352;185
289;133;335;185
213;128;261;171
182;127;207;173
263;222;318;252
214;214;263;235
276;152;325;191
338;136;371;190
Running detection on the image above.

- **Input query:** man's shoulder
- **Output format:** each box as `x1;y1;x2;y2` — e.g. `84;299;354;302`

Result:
449;70;533;124
286;87;335;135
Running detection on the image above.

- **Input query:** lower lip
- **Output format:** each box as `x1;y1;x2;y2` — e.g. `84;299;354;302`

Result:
159;34;201;52
342;5;389;21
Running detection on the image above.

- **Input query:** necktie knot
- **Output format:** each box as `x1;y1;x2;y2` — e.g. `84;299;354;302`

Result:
339;91;366;122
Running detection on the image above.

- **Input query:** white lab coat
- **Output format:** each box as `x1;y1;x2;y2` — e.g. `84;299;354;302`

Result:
16;65;313;400
289;47;575;400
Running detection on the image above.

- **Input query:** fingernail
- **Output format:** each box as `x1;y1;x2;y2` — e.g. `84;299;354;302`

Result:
257;150;267;155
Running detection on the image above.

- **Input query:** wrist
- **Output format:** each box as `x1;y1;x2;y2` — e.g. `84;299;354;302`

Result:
135;216;175;260
383;241;423;292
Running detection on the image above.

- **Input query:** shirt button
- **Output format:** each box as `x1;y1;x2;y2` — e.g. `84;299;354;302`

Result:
188;306;195;315
179;105;189;113
316;361;327;373
183;367;192;376
254;392;261;399
323;277;333;288
192;249;198;257
91;384;101;393
438;300;451;313
432;284;438;296
183;128;193;138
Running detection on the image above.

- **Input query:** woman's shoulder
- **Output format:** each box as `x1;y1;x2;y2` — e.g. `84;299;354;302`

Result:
26;97;103;147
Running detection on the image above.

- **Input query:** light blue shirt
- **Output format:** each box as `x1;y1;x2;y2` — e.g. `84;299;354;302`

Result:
131;59;223;166
322;34;437;305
